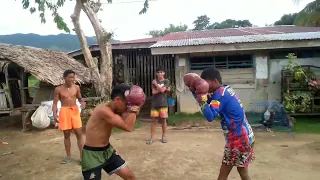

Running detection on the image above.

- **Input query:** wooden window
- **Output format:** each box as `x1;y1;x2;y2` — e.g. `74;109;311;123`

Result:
190;55;253;70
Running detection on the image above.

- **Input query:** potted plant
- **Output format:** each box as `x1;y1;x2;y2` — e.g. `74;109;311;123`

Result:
283;53;309;89
167;85;177;114
283;91;312;113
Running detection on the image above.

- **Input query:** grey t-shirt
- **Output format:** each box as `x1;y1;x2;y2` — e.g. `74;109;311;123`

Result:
151;79;170;108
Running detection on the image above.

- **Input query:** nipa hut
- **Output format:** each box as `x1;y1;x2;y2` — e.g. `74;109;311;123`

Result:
0;43;92;131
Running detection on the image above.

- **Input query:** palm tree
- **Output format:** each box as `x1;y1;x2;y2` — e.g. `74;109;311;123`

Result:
294;0;320;27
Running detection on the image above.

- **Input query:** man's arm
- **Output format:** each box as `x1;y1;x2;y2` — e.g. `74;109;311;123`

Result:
200;103;219;122
192;90;225;122
102;108;137;132
52;87;60;122
152;79;167;93
76;85;86;108
152;87;161;95
76;85;84;102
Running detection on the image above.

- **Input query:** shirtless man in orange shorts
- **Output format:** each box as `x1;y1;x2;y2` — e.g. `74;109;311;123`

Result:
53;69;86;164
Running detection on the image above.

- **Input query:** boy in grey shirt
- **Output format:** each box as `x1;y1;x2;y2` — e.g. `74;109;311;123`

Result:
147;66;170;144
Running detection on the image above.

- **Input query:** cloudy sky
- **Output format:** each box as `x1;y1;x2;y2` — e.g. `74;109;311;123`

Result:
0;0;313;41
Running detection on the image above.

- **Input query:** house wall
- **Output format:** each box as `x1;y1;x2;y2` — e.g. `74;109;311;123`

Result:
175;52;320;113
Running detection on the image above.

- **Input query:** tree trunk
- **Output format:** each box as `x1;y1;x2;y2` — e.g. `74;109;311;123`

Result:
71;0;103;96
82;2;113;98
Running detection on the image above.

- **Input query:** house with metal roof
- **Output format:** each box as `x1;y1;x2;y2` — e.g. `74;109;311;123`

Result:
69;26;320;114
146;26;320;113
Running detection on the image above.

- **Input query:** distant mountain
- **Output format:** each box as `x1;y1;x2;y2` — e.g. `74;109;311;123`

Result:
0;33;119;52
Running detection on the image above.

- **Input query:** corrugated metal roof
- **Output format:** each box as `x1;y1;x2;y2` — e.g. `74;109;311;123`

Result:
112;26;320;45
68;26;320;52
150;31;320;48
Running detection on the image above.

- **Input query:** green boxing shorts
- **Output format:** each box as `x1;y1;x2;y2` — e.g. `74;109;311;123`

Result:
81;144;126;180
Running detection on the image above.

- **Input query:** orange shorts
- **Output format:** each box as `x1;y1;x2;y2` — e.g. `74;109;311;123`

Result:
150;107;168;119
58;106;82;131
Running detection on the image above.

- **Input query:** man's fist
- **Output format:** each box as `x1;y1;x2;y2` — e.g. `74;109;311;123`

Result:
125;85;146;113
195;78;209;104
183;73;201;91
184;73;209;104
183;73;209;94
194;78;209;94
183;73;200;88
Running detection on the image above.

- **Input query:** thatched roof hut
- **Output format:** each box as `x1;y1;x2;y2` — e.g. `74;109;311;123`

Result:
0;43;92;86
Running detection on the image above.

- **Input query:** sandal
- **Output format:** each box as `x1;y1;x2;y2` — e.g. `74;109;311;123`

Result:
161;137;168;143
60;157;72;164
146;138;153;145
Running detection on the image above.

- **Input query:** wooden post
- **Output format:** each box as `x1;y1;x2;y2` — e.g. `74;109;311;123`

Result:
21;111;28;132
4;64;13;112
122;55;129;84
19;69;27;132
19;69;26;105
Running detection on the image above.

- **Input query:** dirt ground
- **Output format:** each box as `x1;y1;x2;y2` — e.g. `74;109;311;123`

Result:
1;123;320;180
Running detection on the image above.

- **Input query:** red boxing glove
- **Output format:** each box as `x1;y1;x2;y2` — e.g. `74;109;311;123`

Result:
194;78;209;94
183;73;200;92
125;85;146;113
194;78;209;104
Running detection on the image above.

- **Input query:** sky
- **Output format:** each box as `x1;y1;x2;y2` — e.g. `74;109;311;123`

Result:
0;0;314;41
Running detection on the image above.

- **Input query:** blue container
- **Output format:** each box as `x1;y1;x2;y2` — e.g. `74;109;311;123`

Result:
168;98;175;106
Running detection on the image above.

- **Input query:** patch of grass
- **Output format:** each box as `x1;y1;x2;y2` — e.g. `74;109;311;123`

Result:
28;76;40;97
167;112;210;126
293;116;320;134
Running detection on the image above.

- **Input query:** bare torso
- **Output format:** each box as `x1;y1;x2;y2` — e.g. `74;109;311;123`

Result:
85;104;113;147
56;84;78;107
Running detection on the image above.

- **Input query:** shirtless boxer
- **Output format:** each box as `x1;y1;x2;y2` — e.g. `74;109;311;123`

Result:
53;69;86;164
81;84;146;180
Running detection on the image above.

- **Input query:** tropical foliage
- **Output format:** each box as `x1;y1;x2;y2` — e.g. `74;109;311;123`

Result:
147;24;188;37
274;0;320;26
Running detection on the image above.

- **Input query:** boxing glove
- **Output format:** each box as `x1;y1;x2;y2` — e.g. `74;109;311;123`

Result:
194;78;209;103
125;85;146;113
194;78;209;94
183;73;200;91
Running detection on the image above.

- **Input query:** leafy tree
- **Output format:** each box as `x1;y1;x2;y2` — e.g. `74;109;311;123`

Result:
193;15;211;30
295;0;320;27
273;1;319;27
208;19;253;29
192;14;254;30
274;13;298;25
20;0;149;97
147;24;188;37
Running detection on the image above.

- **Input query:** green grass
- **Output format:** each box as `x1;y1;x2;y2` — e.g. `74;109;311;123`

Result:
28;75;40;97
167;112;216;126
167;112;320;134
293;116;320;134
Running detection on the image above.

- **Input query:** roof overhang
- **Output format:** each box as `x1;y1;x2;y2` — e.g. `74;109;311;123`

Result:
67;42;155;57
151;39;320;55
112;42;156;50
